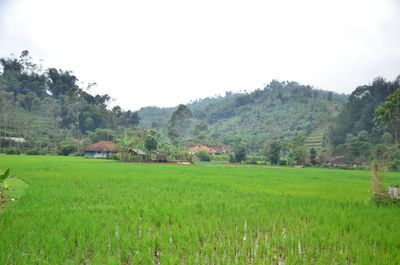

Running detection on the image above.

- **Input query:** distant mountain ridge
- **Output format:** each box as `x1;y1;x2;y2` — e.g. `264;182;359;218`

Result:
138;80;347;152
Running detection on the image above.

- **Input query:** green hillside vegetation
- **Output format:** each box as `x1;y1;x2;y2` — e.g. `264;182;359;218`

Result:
327;77;399;148
326;76;400;169
139;80;347;152
0;51;140;153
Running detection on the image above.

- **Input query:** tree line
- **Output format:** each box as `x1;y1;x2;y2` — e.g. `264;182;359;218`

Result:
2;51;399;171
0;51;139;153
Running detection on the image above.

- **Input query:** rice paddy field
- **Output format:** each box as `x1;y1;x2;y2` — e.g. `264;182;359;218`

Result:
1;155;400;265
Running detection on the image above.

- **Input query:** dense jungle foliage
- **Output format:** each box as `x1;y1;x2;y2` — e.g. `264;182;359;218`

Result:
325;76;400;170
0;51;140;153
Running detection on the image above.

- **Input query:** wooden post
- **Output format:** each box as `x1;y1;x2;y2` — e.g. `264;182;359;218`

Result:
371;161;385;194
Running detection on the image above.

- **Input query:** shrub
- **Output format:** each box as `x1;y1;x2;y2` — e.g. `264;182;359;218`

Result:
370;195;400;206
110;154;121;161
26;149;40;155
246;157;257;164
229;153;236;163
278;159;287;166
304;162;312;167
319;163;330;168
58;140;77;156
39;148;49;155
5;147;20;155
211;155;229;162
389;159;400;172
197;150;211;162
75;150;85;156
145;135;158;153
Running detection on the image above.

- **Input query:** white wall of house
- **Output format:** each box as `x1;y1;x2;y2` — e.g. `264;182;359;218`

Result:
84;151;117;158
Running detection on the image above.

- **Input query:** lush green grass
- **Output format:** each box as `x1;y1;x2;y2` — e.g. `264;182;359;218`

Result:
0;155;399;264
3;176;29;200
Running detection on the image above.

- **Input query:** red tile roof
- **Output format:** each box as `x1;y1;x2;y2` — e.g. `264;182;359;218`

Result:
83;141;121;152
187;145;217;154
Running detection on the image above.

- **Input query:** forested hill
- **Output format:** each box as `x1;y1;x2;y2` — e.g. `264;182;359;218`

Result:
138;80;347;151
326;76;400;158
0;51;139;152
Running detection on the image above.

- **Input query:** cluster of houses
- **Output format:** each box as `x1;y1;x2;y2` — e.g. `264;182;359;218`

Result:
83;142;368;167
83;142;230;161
187;145;232;155
319;156;367;168
1;138;369;167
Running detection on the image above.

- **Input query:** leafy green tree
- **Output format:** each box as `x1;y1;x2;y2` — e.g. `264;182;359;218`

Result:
233;146;247;163
381;132;393;145
328;77;398;148
168;104;193;143
58;139;77;156
309;147;317;165
47;68;79;99
287;133;307;165
288;148;306;165
191;121;209;140
375;88;400;144
334;131;371;160
294;133;305;147
145;135;158;153
120;110;140;128
265;140;281;165
0;52;147;155
118;135;138;161
327;92;333;101
197;150;211;161
87;128;115;143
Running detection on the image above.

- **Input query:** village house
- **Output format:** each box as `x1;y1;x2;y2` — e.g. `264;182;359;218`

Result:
83;141;121;158
187;145;217;155
2;137;27;143
187;144;232;155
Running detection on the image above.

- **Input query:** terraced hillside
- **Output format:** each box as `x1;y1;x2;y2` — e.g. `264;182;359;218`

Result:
304;130;324;152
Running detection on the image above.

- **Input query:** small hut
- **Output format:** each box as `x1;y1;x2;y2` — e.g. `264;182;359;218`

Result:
84;141;121;158
129;148;147;160
156;153;167;162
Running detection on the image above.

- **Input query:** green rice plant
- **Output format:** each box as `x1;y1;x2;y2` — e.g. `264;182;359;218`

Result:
0;155;400;264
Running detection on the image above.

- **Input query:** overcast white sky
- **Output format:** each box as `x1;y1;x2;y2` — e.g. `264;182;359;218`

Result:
1;0;399;110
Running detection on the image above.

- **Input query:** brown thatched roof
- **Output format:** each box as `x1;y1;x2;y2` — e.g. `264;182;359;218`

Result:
84;141;121;152
130;148;146;155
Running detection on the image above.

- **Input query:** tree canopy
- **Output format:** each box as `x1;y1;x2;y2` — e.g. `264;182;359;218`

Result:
0;51;140;152
375;88;400;144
